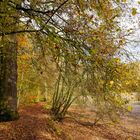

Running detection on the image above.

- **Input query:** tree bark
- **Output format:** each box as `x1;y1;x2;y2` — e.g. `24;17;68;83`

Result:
0;35;19;121
0;0;20;121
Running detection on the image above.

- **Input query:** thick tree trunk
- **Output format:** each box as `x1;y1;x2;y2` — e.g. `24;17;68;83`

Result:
0;0;21;122
0;36;19;121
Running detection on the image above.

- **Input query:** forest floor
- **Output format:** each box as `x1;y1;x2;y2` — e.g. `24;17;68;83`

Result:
0;103;140;140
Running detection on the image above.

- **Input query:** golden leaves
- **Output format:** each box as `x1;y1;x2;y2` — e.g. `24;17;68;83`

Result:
17;35;32;48
17;35;27;47
20;54;31;60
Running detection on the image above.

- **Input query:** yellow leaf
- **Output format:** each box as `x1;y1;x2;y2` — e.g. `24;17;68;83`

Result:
132;8;137;16
119;38;126;45
79;30;84;34
116;0;120;3
127;106;132;111
115;58;120;63
110;81;114;85
126;81;130;85
122;0;127;3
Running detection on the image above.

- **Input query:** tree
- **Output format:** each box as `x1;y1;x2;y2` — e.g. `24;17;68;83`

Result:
0;0;20;121
0;0;70;121
0;0;138;122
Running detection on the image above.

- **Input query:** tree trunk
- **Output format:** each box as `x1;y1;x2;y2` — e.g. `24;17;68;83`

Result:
0;0;22;122
0;35;19;122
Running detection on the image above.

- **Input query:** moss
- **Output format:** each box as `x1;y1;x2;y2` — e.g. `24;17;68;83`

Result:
0;101;19;122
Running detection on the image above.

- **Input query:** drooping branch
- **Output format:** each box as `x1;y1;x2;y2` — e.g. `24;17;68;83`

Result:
8;0;53;15
0;29;40;36
0;0;69;36
40;0;69;31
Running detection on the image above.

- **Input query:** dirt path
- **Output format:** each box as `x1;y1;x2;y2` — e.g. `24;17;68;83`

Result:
129;102;140;119
0;103;140;140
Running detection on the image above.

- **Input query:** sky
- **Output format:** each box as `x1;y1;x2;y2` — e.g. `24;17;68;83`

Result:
120;0;140;61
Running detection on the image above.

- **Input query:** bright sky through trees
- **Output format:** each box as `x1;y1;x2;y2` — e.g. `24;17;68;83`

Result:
120;0;140;61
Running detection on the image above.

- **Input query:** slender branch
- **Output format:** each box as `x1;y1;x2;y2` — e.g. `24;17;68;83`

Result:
8;0;53;15
1;0;69;36
40;0;69;31
0;29;40;36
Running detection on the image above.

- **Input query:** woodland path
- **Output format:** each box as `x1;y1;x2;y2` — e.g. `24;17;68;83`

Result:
0;103;140;140
130;102;140;119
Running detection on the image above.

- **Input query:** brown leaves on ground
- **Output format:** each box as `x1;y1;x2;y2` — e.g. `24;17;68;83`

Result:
0;103;140;140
